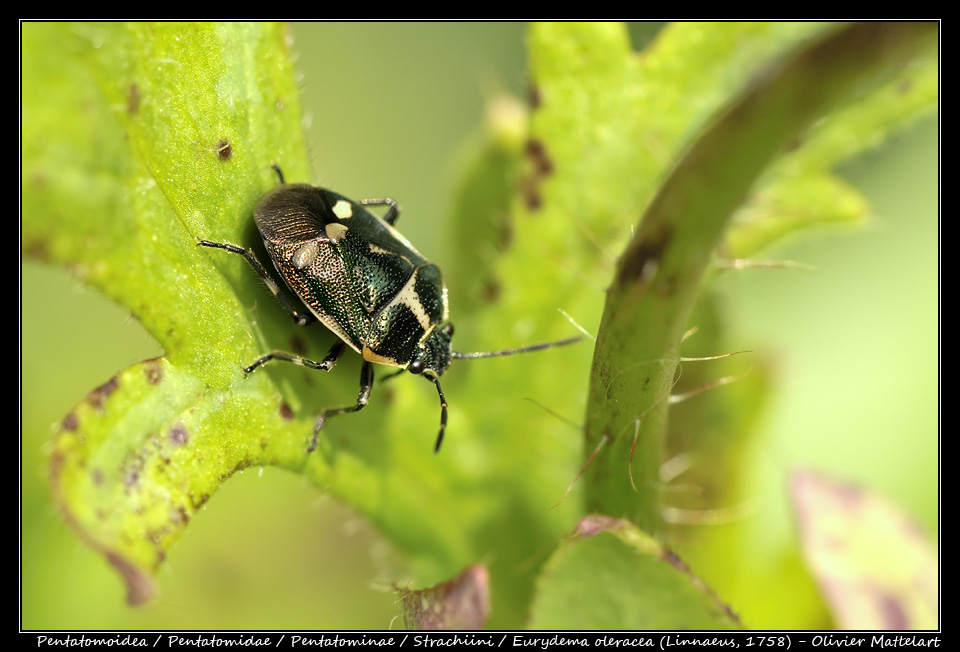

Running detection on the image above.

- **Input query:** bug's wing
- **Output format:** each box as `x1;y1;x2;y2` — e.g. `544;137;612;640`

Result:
254;185;371;353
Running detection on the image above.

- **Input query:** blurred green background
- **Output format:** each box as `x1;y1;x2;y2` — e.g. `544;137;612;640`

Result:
21;23;937;629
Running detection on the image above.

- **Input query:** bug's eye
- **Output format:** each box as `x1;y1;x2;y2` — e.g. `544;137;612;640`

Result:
409;360;425;375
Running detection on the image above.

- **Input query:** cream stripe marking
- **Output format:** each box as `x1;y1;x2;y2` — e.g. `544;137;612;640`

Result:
385;268;433;332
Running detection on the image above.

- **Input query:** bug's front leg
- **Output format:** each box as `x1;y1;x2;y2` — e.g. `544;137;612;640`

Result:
198;239;316;327
308;360;374;453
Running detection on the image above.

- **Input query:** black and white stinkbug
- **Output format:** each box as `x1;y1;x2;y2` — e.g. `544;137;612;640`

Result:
200;166;579;453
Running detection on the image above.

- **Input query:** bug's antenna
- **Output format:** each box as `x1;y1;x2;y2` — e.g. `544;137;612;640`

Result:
451;336;582;360
270;163;286;184
431;377;448;454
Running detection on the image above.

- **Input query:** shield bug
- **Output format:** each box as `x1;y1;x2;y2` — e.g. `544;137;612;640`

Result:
200;165;579;453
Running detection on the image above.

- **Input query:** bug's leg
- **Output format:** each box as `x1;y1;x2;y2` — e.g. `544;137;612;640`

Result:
309;360;374;452
244;340;346;376
270;163;286;184
197;240;316;327
360;197;400;225
430;377;449;454
379;368;406;383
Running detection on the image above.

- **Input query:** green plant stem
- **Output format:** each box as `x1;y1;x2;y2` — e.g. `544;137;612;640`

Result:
584;22;937;532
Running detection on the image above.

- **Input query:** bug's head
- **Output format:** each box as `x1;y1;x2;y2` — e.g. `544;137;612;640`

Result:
408;322;454;380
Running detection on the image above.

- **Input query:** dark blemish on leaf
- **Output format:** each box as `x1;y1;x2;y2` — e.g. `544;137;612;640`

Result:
785;135;803;152
527;82;542;109
290;334;307;357
574;514;623;537
92;468;104;485
643;377;650;391
217;140;232;160
833;480;864;509
878;592;909;629
525;139;553;176
169;422;189;446
144;361;163;384
616;224;673;288
191;493;210;510
398;564;491;630
127;83;140;115
380;385;396;406
898;79;913;94
498;217;514;250
279;402;294;421
62;412;79;431
88;376;120;409
171;505;190;525
480;278;501;303
520;178;542;211
24;235;50;262
105;551;155;605
123;470;139;489
662;549;689;572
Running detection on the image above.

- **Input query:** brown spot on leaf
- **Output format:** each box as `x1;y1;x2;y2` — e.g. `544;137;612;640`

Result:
127;83;140;115
92;468;104;485
88;376;120;409
279;402;294;421
520;178;542;211
169;422;189;446
61;412;79;431
480;278;501;303
217;140;232;160
144;361;163;384
525;139;553;176
171;505;191;525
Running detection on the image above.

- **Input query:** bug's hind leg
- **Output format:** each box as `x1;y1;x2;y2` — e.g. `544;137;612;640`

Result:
308;360;374;453
197;239;317;327
243;340;346;376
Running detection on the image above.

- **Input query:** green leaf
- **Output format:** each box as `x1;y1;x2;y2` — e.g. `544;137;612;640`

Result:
398;565;490;630
791;471;938;629
530;515;740;629
24;22;937;628
26;22;314;603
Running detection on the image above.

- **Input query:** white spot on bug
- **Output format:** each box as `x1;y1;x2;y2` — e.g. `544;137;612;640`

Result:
325;222;349;243
264;278;280;296
332;200;353;219
292;242;319;270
